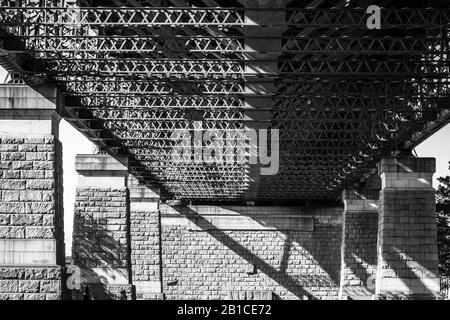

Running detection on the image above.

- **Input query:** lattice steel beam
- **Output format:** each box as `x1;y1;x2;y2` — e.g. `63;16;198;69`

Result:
1;2;449;202
4;35;447;55
1;7;449;28
18;58;448;80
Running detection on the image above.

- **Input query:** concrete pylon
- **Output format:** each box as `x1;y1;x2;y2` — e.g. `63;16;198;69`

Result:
0;84;65;300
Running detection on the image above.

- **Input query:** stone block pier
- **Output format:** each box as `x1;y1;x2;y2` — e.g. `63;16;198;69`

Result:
0;85;442;300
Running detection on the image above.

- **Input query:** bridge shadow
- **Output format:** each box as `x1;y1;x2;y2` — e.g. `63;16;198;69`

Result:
340;212;378;299
71;214;132;300
164;205;341;300
375;246;440;300
340;253;377;299
340;221;440;299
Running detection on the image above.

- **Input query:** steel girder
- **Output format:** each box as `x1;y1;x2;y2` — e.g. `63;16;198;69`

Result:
20;58;450;79
0;0;450;201
4;35;449;57
1;7;449;28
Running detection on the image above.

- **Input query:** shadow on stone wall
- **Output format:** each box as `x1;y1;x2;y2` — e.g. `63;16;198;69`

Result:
165;206;341;300
71;214;132;300
341;254;377;299
340;212;378;299
375;246;440;299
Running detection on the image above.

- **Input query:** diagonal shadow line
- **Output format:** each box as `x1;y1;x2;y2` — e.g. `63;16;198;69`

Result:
177;206;315;300
280;235;292;274
377;246;440;299
72;214;130;300
215;206;342;285
341;254;376;298
341;214;378;298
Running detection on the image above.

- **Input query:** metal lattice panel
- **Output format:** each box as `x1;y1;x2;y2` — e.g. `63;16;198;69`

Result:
1;0;450;201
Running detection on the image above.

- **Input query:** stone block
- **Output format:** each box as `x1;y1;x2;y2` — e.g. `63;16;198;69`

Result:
0;179;26;190
24;293;46;300
0;215;10;226
26;227;54;239
3;191;20;202
19;280;40;293
10;214;43;226
0;226;25;238
26;180;54;190
40;280;60;293
0;280;19;293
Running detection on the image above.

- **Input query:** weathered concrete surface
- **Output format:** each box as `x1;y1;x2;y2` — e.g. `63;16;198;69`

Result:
75;154;128;188
0;85;60;136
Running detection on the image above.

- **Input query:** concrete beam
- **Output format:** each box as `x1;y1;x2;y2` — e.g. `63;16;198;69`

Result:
129;185;161;212
75;154;129;188
0;84;61;136
0;239;58;266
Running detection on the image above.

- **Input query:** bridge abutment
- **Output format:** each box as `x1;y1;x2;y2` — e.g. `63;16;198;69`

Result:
72;154;132;300
375;157;440;299
0;85;65;300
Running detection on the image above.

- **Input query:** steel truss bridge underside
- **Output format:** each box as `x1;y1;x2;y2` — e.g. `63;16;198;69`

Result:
1;0;450;202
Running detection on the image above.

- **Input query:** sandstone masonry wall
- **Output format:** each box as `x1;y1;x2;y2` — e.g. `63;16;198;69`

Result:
0;137;63;241
0;136;64;299
0;266;62;300
160;206;342;300
375;157;440;299
131;211;160;280
72;187;132;300
340;211;378;290
130;210;162;299
377;189;439;297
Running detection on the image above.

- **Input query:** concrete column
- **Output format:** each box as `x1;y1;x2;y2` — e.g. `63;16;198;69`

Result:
72;154;132;300
129;183;163;300
339;188;379;300
0;84;65;300
375;157;440;299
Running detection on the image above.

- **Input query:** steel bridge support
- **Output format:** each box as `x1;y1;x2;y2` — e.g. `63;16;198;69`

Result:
0;84;65;300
